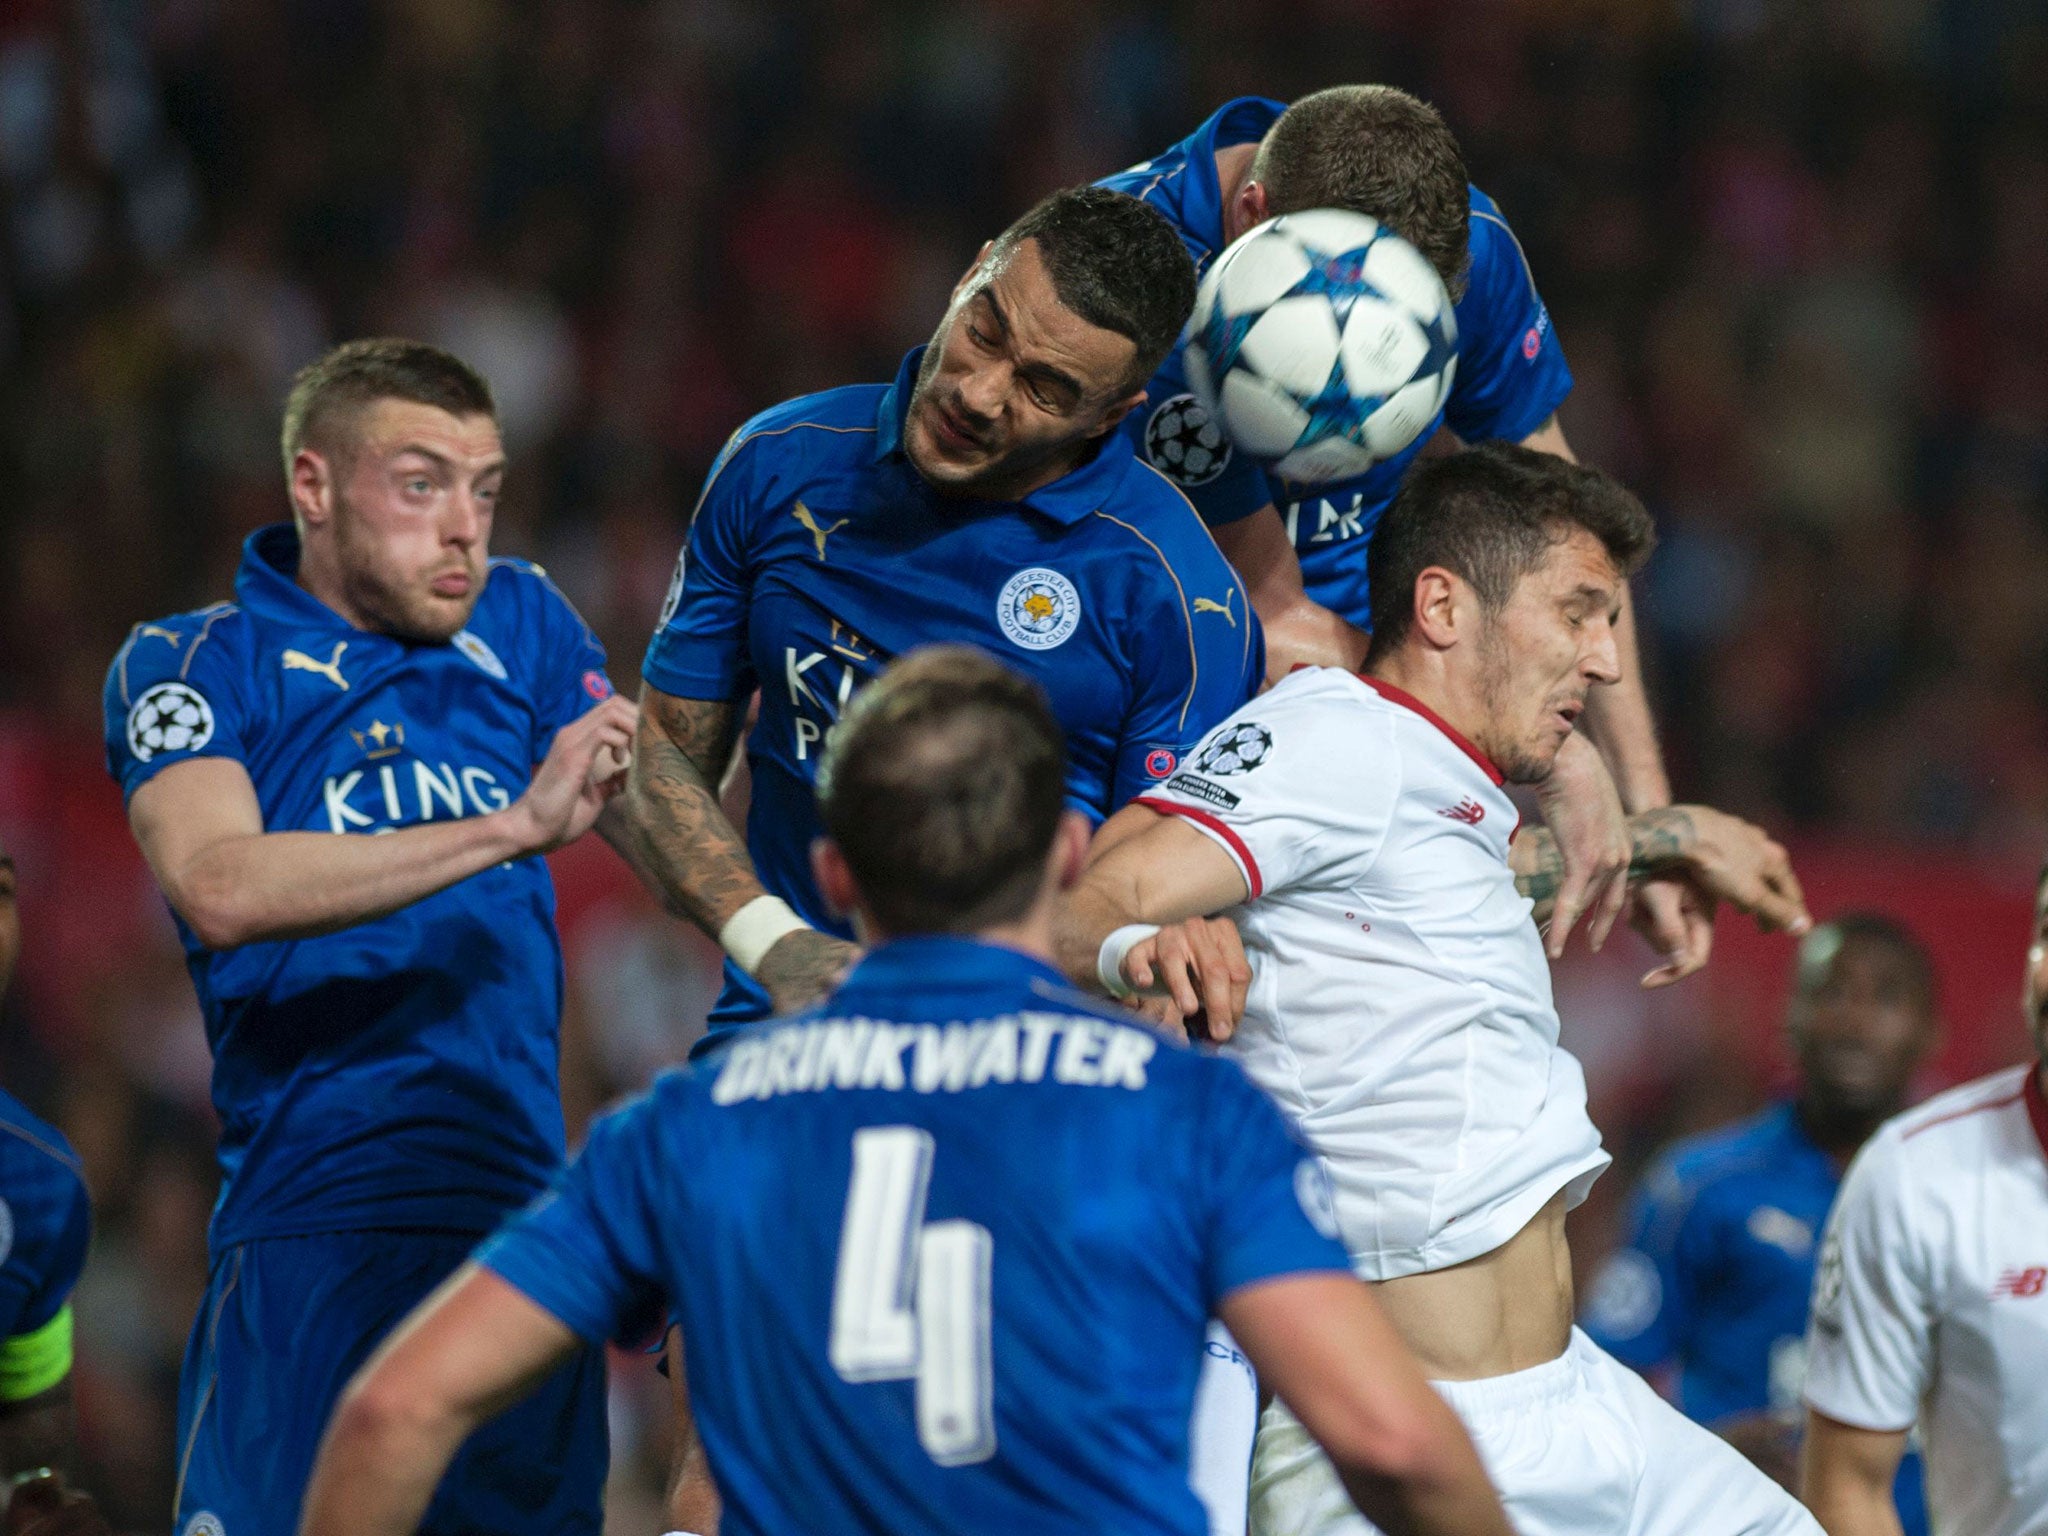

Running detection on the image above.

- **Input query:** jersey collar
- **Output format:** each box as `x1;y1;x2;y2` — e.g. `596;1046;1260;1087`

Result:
1357;674;1506;786
1157;96;1286;263
236;523;362;634
832;934;1074;1003
873;346;1139;528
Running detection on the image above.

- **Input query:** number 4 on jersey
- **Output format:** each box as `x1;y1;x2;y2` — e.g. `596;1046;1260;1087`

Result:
829;1126;996;1466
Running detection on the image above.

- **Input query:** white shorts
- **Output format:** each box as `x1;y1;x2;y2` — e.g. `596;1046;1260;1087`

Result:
1248;1328;1821;1536
1191;1320;1260;1536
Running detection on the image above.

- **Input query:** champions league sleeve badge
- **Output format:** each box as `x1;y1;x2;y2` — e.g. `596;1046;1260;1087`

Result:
126;681;216;762
997;568;1082;651
1143;393;1232;487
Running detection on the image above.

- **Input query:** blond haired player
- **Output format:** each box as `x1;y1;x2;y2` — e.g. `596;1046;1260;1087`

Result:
1800;866;2048;1536
1060;442;1819;1535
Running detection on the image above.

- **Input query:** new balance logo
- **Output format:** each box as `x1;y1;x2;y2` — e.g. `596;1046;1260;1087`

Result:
1437;799;1485;825
282;641;350;691
1993;1266;2047;1299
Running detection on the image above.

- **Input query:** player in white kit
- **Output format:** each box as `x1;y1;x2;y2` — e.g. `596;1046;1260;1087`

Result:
1800;865;2048;1536
1058;441;1820;1536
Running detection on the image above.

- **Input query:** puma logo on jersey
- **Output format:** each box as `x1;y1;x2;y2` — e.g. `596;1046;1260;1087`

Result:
282;641;350;691
1993;1266;2048;1299
792;501;849;561
1194;593;1237;627
139;623;182;645
1437;799;1485;825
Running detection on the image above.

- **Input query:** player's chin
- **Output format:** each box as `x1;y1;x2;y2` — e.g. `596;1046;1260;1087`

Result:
400;592;481;644
906;415;996;485
1502;730;1571;786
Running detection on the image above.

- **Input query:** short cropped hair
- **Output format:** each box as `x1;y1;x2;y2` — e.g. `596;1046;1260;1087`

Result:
1253;85;1472;300
280;338;496;480
816;646;1067;936
987;186;1197;391
1365;443;1657;660
1795;912;1937;1011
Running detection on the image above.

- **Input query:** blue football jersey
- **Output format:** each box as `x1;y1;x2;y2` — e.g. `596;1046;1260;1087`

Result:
1099;96;1576;629
1583;1102;1926;1534
644;347;1262;1034
103;526;615;1247
480;936;1350;1536
0;1090;88;1370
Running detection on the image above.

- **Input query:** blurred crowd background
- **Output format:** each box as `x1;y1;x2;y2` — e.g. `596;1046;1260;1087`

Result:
0;0;2041;1526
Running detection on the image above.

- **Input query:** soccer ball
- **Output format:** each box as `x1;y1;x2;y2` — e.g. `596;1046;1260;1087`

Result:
1184;209;1458;484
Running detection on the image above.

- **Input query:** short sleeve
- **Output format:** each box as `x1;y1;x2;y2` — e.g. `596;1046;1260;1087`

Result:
520;568;614;745
1439;196;1573;448
1128;348;1274;529
1199;1061;1352;1304
1582;1157;1698;1371
1135;678;1394;898
1104;542;1264;815
642;433;761;702
103;612;254;804
1803;1133;1931;1432
478;1087;675;1347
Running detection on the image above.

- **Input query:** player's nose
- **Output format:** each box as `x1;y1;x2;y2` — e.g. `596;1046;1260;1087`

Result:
443;489;487;547
1582;621;1623;685
955;364;1007;425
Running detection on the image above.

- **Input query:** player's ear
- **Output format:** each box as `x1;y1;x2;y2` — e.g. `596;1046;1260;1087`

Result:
810;837;858;922
1090;384;1151;439
290;448;336;532
1046;811;1091;896
1229;180;1271;243
1410;566;1464;650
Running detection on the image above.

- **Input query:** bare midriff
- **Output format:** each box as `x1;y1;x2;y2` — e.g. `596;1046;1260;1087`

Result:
1369;1190;1575;1381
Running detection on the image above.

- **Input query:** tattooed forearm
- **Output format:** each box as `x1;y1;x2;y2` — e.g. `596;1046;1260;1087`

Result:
612;685;768;935
1626;807;1697;877
1512;830;1567;915
1512;807;1703;924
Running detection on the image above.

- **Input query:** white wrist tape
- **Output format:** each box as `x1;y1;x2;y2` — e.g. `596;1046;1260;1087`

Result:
1097;924;1161;999
718;895;811;975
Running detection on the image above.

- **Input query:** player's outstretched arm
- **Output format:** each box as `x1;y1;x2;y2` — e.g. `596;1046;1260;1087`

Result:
1211;505;1369;684
1511;804;1809;984
607;684;855;1013
1056;807;1253;1038
301;1263;579;1536
1222;1273;1513;1536
129;697;637;949
1799;1411;1908;1536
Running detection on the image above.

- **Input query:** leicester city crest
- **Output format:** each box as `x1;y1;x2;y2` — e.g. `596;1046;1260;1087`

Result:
996;568;1081;651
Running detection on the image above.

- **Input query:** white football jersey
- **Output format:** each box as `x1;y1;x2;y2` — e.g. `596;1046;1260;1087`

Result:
1137;666;1609;1281
1805;1063;2048;1536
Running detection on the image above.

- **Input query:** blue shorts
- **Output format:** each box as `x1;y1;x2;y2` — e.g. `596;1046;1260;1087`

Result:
173;1229;608;1536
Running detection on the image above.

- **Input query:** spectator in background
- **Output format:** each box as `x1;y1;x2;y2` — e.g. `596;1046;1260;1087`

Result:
1583;914;1937;1532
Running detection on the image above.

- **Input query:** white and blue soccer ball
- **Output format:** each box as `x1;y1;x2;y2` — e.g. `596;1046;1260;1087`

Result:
1184;209;1458;484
